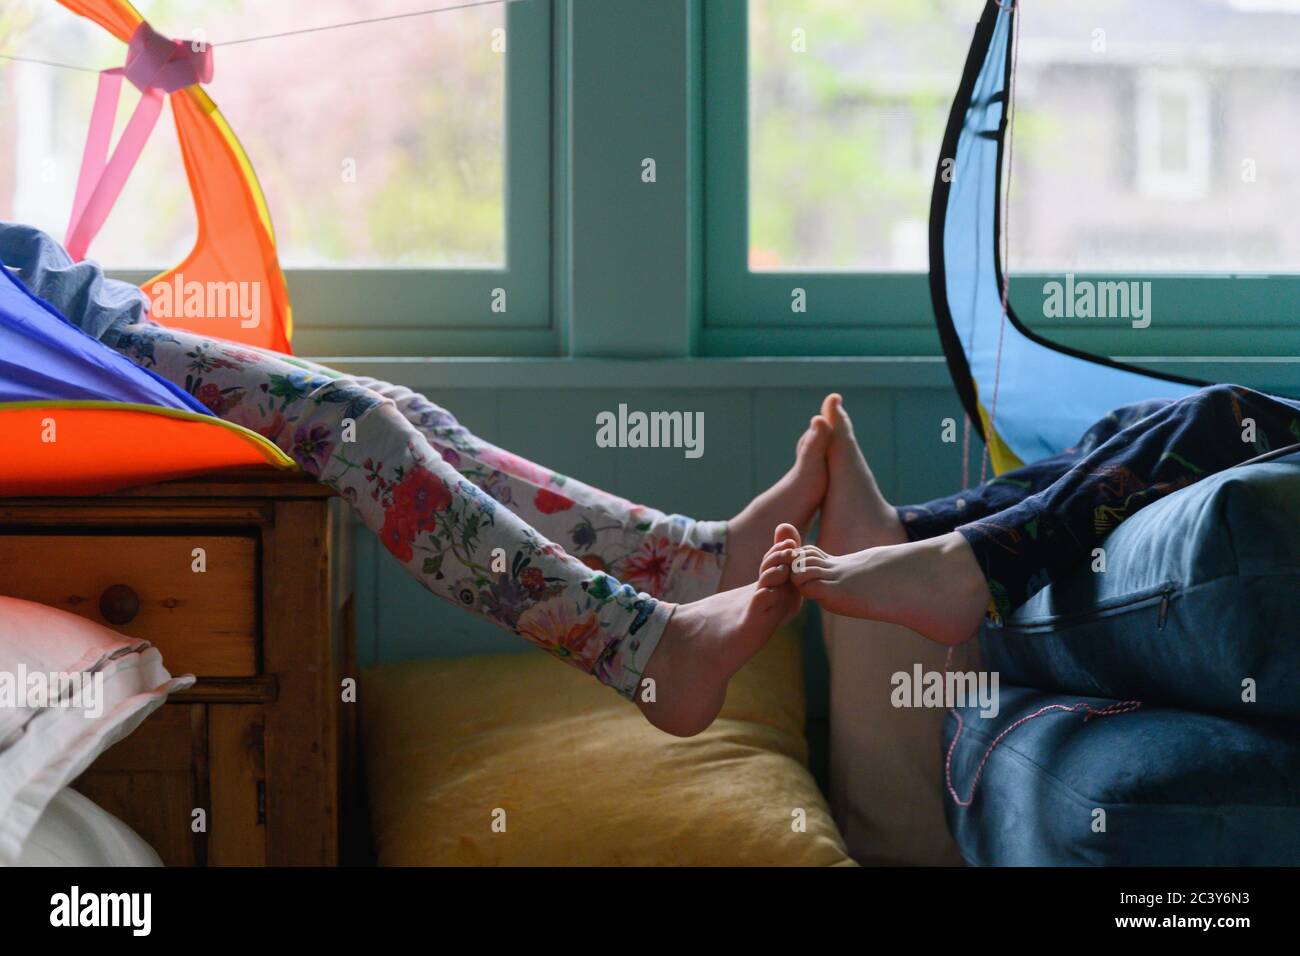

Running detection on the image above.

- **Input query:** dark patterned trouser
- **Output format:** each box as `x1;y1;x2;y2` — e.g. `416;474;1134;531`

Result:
898;385;1300;624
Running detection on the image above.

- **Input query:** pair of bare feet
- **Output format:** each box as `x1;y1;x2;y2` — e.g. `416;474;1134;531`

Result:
638;394;990;737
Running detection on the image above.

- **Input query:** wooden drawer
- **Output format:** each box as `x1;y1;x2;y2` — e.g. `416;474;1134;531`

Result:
2;475;356;866
74;704;207;866
0;533;258;676
75;702;270;867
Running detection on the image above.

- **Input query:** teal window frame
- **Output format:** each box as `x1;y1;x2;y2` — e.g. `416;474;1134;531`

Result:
114;0;558;358
700;0;1300;359
292;0;557;357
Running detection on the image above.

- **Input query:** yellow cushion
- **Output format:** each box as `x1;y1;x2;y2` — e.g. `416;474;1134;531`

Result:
362;620;855;866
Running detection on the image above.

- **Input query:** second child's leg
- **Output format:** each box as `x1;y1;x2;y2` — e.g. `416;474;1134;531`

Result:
814;392;1169;554
772;386;1298;645
762;391;1088;645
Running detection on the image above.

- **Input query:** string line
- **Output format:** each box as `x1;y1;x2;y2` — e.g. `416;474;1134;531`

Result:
219;0;519;47
0;0;524;72
0;52;100;73
982;0;1021;485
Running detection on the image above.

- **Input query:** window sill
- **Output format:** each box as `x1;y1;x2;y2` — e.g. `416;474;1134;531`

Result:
307;354;1300;393
311;355;953;389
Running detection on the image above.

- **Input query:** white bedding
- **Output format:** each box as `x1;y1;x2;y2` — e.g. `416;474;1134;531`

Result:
0;595;193;865
15;787;160;867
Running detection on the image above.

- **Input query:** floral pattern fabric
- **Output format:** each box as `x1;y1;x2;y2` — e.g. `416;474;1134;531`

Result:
111;322;728;699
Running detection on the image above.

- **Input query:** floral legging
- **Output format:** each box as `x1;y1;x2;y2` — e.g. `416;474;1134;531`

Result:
110;322;728;699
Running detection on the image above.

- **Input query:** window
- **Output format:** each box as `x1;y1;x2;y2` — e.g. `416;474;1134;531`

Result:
703;0;982;355
705;0;1300;357
1008;0;1300;275
0;0;554;352
1002;0;1300;352
745;0;972;272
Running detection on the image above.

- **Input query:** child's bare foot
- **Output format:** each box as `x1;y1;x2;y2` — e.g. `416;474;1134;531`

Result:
718;415;831;591
771;531;989;647
640;529;803;737
817;393;907;555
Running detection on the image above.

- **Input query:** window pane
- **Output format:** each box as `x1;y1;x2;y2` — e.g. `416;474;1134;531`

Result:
748;0;979;272
1010;0;1300;272
749;0;1300;276
0;0;505;269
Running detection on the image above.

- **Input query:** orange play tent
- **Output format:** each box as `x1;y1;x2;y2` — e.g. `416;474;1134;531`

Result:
0;0;297;496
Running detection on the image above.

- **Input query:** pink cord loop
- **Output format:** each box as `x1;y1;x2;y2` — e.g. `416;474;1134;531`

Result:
945;697;1142;808
62;22;213;261
123;21;213;94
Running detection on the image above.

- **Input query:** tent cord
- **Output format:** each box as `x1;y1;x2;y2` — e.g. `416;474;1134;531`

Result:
983;0;1021;485
218;0;521;47
0;52;100;73
0;0;525;72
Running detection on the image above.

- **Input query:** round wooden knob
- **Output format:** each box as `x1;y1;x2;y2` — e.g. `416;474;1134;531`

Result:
99;584;140;626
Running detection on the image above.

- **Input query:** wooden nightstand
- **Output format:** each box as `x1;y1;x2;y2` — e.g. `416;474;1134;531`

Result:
0;469;359;866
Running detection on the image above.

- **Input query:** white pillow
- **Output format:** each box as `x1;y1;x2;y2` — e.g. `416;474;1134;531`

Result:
0;596;155;751
823;613;966;866
0;596;194;865
17;787;162;867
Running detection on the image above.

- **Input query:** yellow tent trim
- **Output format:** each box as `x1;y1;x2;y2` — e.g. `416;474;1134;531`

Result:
971;380;1025;476
0;400;298;469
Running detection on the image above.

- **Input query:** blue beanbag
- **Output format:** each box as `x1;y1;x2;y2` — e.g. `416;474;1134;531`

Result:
981;450;1300;720
943;686;1300;865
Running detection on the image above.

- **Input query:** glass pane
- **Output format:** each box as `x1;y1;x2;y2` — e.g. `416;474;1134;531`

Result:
1010;0;1300;272
749;0;1300;275
748;0;980;272
0;0;505;269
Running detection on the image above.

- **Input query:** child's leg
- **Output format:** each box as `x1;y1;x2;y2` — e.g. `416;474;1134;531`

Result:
215;346;829;602
814;392;1172;554
332;375;733;604
112;324;665;694
111;323;802;735
774;385;1300;644
956;385;1300;620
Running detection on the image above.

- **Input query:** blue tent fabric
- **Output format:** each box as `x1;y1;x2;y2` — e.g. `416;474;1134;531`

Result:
930;0;1201;469
0;258;209;415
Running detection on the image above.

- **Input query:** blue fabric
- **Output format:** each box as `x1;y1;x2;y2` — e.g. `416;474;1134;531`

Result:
980;449;1300;721
943;686;1300;866
0;221;145;346
940;4;1196;465
0;240;209;414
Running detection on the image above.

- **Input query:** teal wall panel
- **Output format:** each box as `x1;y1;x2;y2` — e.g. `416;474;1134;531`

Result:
495;388;616;495
892;389;985;505
608;389;753;518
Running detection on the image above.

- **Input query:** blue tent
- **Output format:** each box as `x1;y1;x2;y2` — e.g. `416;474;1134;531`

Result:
0;262;208;411
930;0;1204;473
